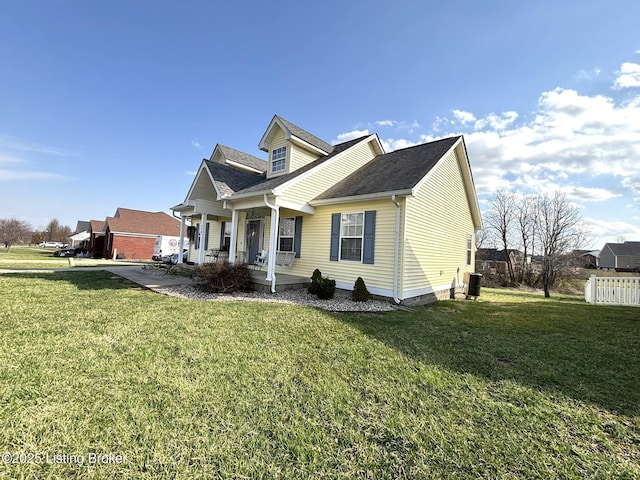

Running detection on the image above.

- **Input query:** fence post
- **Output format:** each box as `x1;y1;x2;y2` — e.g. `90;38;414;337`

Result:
590;275;597;304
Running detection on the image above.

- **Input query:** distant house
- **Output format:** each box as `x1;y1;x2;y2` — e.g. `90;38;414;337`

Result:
101;208;182;260
598;242;640;272
475;248;530;275
88;220;105;256
572;249;599;268
171;114;482;304
68;221;91;249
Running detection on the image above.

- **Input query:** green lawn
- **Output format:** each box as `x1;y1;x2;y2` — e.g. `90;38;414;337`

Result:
0;246;145;269
0;271;638;479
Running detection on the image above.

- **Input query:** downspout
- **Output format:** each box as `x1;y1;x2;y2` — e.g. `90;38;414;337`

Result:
263;194;279;294
391;195;401;304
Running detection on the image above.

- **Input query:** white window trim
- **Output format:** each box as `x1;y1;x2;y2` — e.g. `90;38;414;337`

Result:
339;212;364;262
466;233;473;266
271;145;287;173
278;217;295;252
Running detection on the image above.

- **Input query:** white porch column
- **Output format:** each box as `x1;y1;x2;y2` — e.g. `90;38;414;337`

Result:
266;205;280;282
228;208;239;265
177;216;186;264
197;215;207;265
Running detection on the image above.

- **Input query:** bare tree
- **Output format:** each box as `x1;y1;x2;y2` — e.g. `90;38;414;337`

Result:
534;192;587;298
514;194;536;282
484;189;517;284
0;218;32;248
45;218;72;243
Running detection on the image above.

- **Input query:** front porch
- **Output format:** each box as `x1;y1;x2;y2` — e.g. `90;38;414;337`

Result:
171;262;310;293
249;270;310;293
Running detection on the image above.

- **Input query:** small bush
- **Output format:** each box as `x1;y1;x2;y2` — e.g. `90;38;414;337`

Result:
308;268;322;294
195;262;252;293
352;277;370;302
315;277;336;300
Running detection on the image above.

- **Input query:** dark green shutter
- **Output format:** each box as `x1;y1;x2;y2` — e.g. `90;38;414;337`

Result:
204;222;210;250
363;210;376;264
195;223;200;249
219;222;226;248
330;213;340;261
294;216;303;258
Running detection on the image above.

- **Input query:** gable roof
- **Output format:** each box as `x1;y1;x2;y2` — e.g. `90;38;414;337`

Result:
604;241;640;256
105;208;181;236
204;160;265;197
258;115;334;155
231;135;370;198
89;219;104;234
313;136;461;201
73;220;91;234
212;144;266;173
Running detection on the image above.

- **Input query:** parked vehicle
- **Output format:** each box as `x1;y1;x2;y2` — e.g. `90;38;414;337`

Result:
162;250;188;265
53;248;76;257
153;235;189;261
39;241;64;248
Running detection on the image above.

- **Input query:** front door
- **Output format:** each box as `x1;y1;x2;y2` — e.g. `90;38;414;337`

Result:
245;219;263;264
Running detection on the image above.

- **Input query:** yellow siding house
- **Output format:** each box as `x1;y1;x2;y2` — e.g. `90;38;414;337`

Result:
172;115;482;304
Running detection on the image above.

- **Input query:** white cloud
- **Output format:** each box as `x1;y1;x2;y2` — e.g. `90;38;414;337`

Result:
474;111;518;131
333;129;370;144
0;169;65;182
380;138;420;152
185;170;197;176
191;140;201;148
375;120;395;127
585;217;640;248
613;62;640;89
452;109;476;124
0;137;72;157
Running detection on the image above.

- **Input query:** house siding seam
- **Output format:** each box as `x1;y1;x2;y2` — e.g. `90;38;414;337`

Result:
403;149;475;297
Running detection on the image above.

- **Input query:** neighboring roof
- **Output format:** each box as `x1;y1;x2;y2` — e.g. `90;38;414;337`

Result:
232;135;369;197
105;208;181;236
204;160;265;197
89;220;104;234
259;115;334;154
313;136;461;201
476;248;518;261
214;144;266;173
73;220;91;234
604;241;640;256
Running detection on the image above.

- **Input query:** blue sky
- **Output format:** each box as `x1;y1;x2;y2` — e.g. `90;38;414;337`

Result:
1;0;639;249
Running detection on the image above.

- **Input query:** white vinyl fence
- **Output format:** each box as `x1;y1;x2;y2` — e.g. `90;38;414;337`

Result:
584;276;640;306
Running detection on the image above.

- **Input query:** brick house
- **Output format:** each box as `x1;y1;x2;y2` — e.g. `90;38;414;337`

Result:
102;208;182;260
88;219;105;256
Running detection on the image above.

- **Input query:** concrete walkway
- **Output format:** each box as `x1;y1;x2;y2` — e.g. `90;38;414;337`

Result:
102;266;195;289
0;264;195;290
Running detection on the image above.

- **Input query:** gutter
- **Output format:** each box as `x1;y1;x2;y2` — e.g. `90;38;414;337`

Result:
263;194;279;293
391;195;401;304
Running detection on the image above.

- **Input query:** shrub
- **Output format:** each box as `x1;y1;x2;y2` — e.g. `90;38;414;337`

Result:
308;268;322;294
195;262;252;293
315;277;336;300
352;276;370;302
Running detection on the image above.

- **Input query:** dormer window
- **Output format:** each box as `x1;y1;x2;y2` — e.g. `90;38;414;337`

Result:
271;146;287;173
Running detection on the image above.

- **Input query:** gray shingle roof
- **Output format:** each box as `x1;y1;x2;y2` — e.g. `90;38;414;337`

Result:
276;115;334;154
314;136;461;201
204;160;265;197
232;135;368;196
217;145;266;172
607;242;640;256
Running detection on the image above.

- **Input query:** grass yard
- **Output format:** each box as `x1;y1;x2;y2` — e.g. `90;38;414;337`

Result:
0;246;144;269
0;271;638;479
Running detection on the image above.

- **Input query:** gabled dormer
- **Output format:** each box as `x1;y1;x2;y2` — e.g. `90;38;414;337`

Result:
209;144;267;174
258;115;334;178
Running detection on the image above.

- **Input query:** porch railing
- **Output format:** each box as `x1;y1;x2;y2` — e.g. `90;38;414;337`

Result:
585;275;640;306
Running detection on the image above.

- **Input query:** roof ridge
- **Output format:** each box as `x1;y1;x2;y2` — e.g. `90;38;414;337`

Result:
275;115;334;154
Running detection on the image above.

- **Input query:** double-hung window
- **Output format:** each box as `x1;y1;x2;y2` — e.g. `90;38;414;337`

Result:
278;217;295;252
271;146;287;173
466;233;473;265
340;213;364;261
